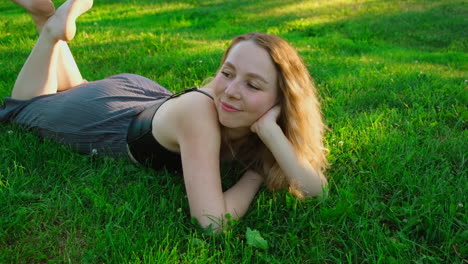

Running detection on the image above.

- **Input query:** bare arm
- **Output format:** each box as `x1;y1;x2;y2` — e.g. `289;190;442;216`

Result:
174;94;262;229
224;170;263;218
251;106;327;198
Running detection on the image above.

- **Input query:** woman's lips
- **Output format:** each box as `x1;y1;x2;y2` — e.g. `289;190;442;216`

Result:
221;102;240;112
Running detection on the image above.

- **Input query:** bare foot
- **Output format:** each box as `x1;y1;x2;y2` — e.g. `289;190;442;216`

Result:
12;0;56;31
43;0;93;42
12;0;55;16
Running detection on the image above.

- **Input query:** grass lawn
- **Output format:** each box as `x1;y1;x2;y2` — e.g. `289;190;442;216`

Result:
0;0;466;263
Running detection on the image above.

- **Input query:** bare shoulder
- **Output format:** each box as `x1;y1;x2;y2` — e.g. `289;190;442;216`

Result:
172;90;222;179
173;90;219;136
152;88;219;151
175;89;217;119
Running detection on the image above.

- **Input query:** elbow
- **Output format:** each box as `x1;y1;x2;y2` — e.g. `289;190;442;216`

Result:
305;184;329;199
310;175;329;199
192;215;222;233
290;173;328;199
315;175;329;199
192;209;242;233
191;211;228;233
291;186;327;200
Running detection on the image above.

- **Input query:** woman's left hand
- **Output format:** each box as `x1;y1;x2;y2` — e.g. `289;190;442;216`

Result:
250;105;281;135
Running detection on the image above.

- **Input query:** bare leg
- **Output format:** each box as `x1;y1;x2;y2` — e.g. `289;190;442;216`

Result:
45;42;83;91
11;0;83;92
11;29;60;100
11;0;92;99
11;0;55;31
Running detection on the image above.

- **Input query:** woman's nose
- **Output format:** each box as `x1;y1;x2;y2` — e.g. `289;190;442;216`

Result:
225;79;241;99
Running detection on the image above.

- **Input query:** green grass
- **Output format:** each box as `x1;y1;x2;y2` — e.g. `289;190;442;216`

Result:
0;0;466;263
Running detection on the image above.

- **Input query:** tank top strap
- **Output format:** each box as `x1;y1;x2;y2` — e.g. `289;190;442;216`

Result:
169;87;214;100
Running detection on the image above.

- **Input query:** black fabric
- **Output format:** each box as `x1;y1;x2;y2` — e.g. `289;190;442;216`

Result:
126;87;214;172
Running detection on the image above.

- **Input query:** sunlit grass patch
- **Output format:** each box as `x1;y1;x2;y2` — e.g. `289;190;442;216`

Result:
0;0;466;262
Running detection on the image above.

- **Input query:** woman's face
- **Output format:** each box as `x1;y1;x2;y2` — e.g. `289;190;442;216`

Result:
213;40;279;134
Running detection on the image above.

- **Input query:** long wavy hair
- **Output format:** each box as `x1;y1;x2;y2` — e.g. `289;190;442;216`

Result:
216;32;328;197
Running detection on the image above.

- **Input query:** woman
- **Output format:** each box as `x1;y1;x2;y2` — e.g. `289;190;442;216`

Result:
2;0;328;229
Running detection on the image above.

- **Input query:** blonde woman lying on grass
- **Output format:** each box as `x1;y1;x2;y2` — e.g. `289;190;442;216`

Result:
2;0;328;230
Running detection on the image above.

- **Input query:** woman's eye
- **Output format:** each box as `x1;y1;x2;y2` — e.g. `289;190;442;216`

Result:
247;82;259;90
221;71;231;78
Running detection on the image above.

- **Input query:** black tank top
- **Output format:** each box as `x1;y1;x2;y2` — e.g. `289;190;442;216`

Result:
126;87;214;172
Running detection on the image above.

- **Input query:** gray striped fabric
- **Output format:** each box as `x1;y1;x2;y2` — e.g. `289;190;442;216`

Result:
0;73;172;156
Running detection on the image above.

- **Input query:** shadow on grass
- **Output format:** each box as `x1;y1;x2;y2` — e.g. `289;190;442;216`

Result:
294;1;466;52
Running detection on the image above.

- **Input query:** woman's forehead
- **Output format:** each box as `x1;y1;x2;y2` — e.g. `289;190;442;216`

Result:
224;41;277;82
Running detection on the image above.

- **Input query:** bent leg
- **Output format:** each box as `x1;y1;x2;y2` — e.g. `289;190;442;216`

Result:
11;0;55;30
51;0;94;91
11;33;60;100
56;41;86;92
11;0;92;99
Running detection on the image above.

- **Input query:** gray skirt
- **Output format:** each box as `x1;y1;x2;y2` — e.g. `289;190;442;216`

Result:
0;73;172;156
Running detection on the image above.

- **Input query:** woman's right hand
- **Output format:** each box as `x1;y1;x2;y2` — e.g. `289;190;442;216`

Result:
250;104;281;136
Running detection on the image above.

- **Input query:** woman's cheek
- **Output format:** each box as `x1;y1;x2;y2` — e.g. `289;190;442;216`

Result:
249;96;269;116
212;76;225;93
